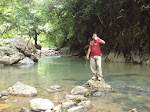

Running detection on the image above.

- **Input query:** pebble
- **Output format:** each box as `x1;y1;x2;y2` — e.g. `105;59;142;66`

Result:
13;100;18;103
19;107;29;112
92;92;102;97
4;99;9;103
0;93;1;98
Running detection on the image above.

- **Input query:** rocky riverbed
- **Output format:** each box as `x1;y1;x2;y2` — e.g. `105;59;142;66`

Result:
37;48;60;57
0;78;116;112
0;78;138;112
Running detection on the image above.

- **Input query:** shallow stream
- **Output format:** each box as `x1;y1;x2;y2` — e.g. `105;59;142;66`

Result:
0;56;150;112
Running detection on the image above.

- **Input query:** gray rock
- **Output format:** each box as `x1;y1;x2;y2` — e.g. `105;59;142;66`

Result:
0;54;22;65
64;95;87;103
84;79;114;92
60;47;70;55
30;98;54;111
1;96;8;100
0;37;38;65
13;37;37;57
20;107;29;112
132;54;141;64
18;57;34;64
71;86;89;96
61;102;77;112
0;110;3;112
1;91;9;96
78;101;92;110
0;93;1;98
65;94;75;99
143;58;150;66
46;85;61;93
67;106;87;112
49;85;60;90
8;82;37;97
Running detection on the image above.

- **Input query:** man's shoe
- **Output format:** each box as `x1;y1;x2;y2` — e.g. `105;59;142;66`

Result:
98;77;102;81
92;76;96;80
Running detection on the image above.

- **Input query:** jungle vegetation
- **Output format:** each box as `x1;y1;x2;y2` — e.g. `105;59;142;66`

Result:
0;0;150;57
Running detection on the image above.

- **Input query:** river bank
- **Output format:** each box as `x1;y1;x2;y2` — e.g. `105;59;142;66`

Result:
59;47;150;66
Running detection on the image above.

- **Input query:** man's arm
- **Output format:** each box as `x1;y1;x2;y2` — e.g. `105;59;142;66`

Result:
86;45;91;60
98;37;105;44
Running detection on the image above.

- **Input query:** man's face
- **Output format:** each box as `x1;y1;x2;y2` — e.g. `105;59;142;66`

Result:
92;34;97;40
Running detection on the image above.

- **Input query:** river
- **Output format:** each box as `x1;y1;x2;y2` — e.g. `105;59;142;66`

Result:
0;56;150;112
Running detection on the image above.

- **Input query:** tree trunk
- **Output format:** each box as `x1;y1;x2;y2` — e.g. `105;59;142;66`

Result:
34;30;38;46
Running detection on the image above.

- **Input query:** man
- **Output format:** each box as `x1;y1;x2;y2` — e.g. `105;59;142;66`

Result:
86;33;105;81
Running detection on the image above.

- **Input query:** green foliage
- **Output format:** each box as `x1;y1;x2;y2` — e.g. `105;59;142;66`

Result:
2;33;9;39
45;0;150;56
0;0;149;57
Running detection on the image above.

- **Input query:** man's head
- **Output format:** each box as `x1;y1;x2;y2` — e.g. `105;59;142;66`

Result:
92;33;98;40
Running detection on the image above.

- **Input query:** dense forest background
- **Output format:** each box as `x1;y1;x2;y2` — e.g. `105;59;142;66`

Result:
0;0;150;58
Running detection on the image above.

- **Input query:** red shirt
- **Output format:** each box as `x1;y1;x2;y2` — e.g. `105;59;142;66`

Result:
90;40;101;57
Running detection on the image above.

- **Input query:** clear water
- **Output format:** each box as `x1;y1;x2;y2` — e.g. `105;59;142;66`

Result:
0;56;150;112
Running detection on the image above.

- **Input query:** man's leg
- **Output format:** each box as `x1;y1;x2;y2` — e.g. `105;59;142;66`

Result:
90;57;97;79
95;56;103;78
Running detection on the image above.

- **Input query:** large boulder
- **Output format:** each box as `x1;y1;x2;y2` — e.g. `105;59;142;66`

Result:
84;79;114;92
0;53;25;65
8;82;37;97
0;37;38;65
30;98;54;111
12;37;38;61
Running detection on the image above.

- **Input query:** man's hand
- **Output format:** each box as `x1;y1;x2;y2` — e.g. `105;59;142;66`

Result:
86;45;91;60
98;37;105;44
86;55;89;60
